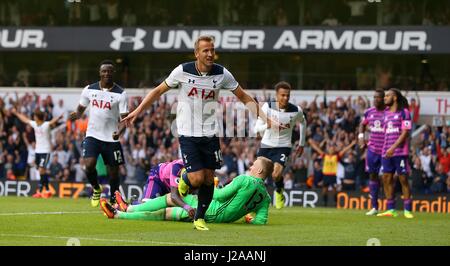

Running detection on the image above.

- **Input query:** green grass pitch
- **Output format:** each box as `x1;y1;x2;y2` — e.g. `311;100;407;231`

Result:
0;197;448;246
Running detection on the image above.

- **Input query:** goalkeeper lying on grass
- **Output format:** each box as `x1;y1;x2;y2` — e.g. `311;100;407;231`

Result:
100;157;274;225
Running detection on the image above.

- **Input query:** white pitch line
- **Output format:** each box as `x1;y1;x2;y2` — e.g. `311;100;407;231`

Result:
0;211;98;216
0;233;214;246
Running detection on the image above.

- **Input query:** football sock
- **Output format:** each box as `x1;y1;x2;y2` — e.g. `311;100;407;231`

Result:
194;183;214;220
86;168;100;190
117;209;165;221
369;180;380;210
275;179;284;193
109;175;120;203
387;198;396;210
403;198;412;212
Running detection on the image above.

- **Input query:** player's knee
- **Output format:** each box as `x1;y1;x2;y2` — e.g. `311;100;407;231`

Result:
187;173;203;187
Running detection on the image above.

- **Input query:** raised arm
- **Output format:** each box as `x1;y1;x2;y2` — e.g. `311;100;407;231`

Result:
11;109;31;125
308;139;325;156
49;114;64;129
415;91;421;106
338;139;357;158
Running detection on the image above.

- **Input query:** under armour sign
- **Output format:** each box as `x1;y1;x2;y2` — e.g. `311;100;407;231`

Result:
110;28;147;51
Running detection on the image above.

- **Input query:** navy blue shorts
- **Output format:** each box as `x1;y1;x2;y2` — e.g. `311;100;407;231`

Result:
35;153;50;168
366;149;382;174
382;156;409;175
323;175;337;187
257;147;292;166
179;136;222;173
82;137;124;166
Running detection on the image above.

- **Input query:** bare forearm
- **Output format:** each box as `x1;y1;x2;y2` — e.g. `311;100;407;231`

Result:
170;192;187;208
390;131;409;150
242;93;268;122
15;113;30;124
75;105;86;118
135;85;168;114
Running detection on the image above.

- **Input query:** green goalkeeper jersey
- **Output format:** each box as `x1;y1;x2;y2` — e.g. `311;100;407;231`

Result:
205;174;271;225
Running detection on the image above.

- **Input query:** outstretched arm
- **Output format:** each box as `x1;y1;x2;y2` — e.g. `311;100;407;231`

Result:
121;82;171;127
415;91;421;106
11;109;31;125
233;86;286;130
338;139;357;158
49;114;64;129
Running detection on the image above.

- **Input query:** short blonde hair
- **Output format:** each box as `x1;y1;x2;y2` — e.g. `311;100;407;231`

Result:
194;35;215;51
257;156;274;177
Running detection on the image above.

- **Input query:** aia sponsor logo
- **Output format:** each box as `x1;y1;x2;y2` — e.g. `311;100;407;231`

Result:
187;87;215;100
92;99;112;110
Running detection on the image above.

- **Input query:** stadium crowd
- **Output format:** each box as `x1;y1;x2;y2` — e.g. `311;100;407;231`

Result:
0;90;449;195
0;0;449;27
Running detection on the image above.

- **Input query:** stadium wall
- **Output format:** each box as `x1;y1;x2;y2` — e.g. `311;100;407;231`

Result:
1;180;448;213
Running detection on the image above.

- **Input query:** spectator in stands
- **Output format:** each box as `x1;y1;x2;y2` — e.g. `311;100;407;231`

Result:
105;0;119;25
411;156;430;193
48;154;63;181
431;163;447;193
341;152;357;191
274;7;288;26
419;146;435;180
87;0;102;25
407;90;421;131
322;12;339;26
435;139;450;174
446;174;450;193
52;99;68;121
291;155;308;188
346;0;367;25
122;7;137;26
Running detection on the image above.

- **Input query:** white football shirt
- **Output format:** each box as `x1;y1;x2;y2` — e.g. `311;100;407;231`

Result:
165;62;239;137
29;121;52;154
254;102;306;148
79;82;128;142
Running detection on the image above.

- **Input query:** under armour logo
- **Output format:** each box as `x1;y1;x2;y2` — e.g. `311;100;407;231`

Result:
188;79;195;84
110;28;146;51
212;79;217;88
